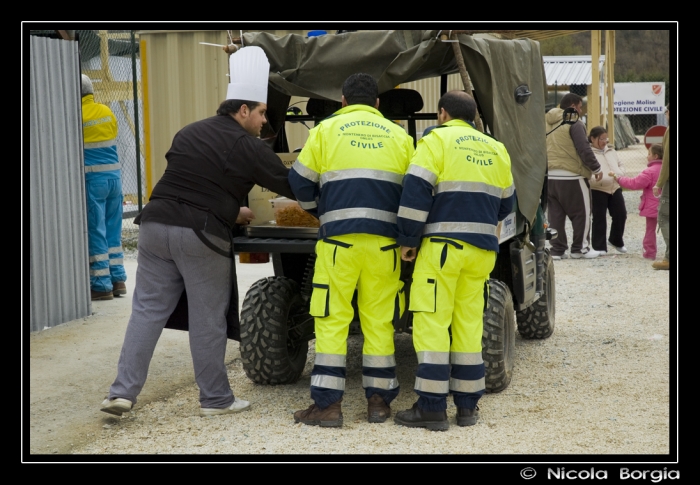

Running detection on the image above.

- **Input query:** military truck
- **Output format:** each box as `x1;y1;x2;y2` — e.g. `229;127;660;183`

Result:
231;30;557;393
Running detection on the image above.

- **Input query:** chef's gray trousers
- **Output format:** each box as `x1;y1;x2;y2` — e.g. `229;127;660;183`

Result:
108;221;235;409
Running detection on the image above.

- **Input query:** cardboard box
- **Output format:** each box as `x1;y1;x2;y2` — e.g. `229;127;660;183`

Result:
247;153;298;225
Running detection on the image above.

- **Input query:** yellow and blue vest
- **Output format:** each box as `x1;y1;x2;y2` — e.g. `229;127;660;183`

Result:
397;119;515;252
82;95;120;180
289;104;415;239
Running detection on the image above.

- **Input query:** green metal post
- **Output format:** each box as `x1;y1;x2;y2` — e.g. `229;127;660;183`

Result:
131;30;143;212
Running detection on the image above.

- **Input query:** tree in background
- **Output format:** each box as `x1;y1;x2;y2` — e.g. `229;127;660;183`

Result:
539;30;671;104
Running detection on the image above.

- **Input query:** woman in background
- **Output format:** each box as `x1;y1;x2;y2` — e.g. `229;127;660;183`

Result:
589;126;627;255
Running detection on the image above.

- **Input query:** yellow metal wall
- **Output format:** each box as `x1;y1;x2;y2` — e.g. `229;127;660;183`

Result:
137;29;315;197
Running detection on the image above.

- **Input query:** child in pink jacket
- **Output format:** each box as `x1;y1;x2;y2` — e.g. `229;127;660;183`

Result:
609;143;663;260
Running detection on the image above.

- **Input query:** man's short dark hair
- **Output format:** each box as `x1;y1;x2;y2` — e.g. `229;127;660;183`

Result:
342;73;378;107
216;99;261;116
438;90;477;123
560;93;583;109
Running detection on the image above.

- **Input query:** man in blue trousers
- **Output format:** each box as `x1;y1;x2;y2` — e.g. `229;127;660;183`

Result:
81;74;126;300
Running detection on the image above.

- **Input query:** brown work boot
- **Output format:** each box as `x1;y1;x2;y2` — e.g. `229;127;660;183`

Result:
293;399;343;427
113;281;127;296
91;289;114;301
367;394;391;423
652;259;670;270
456;405;480;427
394;402;449;431
112;281;126;296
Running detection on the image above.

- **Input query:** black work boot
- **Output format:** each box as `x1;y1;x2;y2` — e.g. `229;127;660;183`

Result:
394;402;448;431
293;399;343;427
367;394;391;423
456;405;479;427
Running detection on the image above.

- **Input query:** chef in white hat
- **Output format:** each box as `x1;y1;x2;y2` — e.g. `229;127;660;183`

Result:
100;46;296;418
222;45;271;138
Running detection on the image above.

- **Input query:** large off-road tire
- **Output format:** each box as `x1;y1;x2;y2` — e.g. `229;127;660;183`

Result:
482;279;516;393
239;276;310;385
516;249;556;339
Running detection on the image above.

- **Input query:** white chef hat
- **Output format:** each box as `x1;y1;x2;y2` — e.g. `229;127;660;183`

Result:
226;46;270;103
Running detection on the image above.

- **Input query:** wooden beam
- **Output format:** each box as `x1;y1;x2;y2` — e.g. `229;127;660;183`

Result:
55;30;75;40
588;30;602;132
605;30;616;145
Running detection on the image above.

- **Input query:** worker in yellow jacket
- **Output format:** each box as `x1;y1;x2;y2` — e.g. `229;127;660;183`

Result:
394;90;515;431
290;73;414;427
81;75;126;301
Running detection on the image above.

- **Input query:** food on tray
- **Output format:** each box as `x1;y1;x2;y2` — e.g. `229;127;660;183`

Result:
276;205;320;227
271;197;320;227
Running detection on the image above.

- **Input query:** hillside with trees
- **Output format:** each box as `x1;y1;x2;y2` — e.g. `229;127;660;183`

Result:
539;30;671;102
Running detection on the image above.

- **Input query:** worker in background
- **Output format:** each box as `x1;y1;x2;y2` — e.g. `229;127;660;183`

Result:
81;74;127;300
394;90;515;431
99;46;294;418
290;73;415;427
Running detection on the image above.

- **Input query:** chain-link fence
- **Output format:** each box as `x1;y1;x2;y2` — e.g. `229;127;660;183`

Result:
78;29;144;249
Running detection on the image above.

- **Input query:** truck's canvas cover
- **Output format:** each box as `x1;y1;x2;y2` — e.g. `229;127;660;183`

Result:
243;30;547;224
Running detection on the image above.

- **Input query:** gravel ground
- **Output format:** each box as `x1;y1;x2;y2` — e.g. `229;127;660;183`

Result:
44;191;675;460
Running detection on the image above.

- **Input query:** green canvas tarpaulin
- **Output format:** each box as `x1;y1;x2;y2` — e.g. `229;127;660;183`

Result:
243;30;548;225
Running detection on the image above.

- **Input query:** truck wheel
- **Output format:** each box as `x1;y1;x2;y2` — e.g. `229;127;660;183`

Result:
516;249;556;339
239;276;309;384
482;279;515;393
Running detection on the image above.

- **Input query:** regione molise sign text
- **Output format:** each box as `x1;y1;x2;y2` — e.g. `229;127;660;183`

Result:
613;82;666;115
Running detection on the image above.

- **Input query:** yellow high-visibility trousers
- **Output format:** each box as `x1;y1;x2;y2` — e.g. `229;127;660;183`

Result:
308;233;404;408
409;236;496;411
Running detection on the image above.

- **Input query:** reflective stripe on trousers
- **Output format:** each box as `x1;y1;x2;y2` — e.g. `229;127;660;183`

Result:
86;177;126;292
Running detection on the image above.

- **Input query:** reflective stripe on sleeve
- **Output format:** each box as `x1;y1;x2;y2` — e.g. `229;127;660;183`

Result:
90;268;110;276
292;160;320;183
424;221;497;237
407;165;438;186
397;206;429;223
435;180;504;198
502;183;515;198
109;258;124;265
298;200;318;210
108;246;123;254
89;254;109;263
320;207;397;225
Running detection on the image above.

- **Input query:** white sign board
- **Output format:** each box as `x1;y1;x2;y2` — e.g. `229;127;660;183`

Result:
613;82;666;115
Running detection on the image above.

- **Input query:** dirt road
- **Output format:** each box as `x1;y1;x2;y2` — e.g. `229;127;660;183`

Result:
25;192;675;461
